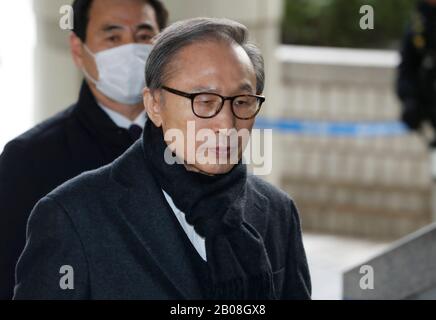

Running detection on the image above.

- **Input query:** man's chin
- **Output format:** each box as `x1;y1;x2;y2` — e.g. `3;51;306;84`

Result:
185;163;236;176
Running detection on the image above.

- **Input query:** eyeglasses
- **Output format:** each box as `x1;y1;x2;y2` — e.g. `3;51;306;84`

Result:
161;86;265;120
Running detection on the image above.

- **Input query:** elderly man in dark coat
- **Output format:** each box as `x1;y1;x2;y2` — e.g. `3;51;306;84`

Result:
14;17;311;300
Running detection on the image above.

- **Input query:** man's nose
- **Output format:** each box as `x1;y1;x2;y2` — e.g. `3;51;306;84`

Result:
121;34;136;46
120;29;139;45
212;100;236;130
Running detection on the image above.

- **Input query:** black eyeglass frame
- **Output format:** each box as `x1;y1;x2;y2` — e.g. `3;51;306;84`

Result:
161;86;266;120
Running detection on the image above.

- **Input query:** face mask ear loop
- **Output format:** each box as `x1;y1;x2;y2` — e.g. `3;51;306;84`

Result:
81;44;99;85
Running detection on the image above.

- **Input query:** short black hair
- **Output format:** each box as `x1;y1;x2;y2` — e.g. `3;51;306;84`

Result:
72;0;169;42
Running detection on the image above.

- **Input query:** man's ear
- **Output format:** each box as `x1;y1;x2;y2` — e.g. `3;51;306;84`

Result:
70;32;84;68
143;88;163;127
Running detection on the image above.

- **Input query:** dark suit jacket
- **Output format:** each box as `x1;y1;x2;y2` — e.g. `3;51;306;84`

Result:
13;139;312;300
0;82;140;299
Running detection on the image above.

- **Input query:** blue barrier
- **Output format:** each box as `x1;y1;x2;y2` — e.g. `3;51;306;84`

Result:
255;118;408;137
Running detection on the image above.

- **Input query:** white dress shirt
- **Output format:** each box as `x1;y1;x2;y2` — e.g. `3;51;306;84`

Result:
162;190;207;262
99;103;147;129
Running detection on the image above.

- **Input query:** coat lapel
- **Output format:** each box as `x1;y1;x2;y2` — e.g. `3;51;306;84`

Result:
111;141;205;299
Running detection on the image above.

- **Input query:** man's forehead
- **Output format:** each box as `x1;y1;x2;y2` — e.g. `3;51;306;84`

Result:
190;83;255;94
176;41;253;68
89;0;158;30
166;41;256;92
99;21;156;33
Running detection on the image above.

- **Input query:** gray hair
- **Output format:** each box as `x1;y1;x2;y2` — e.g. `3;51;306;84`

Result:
145;17;265;94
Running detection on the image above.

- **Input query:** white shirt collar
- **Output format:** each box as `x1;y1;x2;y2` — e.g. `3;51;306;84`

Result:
162;190;207;262
98;103;147;129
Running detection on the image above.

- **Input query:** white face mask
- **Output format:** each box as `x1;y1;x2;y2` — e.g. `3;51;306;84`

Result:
82;43;152;105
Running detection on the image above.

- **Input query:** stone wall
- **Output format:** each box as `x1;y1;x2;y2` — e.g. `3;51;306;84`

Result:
275;45;432;239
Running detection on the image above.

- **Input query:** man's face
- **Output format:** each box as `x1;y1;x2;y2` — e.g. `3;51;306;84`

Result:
151;40;258;176
75;0;160;81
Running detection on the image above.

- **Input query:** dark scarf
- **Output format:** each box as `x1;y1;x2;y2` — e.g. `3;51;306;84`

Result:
142;121;276;300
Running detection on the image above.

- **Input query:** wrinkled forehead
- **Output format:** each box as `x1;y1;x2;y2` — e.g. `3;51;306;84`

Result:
164;40;256;92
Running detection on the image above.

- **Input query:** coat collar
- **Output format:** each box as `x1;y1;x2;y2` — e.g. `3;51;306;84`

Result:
73;81;132;148
64;81;137;171
110;140;205;299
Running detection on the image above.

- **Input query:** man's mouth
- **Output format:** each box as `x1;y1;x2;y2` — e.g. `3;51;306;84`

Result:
213;146;238;157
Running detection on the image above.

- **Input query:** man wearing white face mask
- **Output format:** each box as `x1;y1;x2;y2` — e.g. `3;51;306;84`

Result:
0;0;168;300
81;44;153;106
